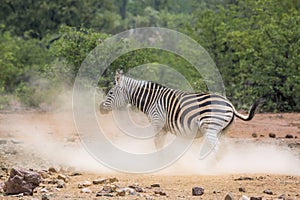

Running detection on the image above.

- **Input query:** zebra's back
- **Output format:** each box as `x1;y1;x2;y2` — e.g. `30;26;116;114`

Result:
165;93;235;137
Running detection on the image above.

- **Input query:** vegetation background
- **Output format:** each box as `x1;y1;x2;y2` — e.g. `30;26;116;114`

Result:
0;0;299;112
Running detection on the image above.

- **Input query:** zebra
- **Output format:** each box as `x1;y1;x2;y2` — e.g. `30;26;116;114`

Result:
99;70;261;159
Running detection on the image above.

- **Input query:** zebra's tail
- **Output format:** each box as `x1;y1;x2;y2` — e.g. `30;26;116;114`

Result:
233;98;264;121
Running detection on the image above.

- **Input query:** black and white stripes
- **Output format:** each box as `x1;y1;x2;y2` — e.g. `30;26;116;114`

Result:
100;70;260;158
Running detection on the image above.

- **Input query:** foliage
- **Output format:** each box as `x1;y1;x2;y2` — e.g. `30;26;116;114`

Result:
190;0;300;111
0;0;299;112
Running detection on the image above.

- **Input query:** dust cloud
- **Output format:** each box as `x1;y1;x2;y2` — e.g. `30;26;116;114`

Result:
1;91;299;175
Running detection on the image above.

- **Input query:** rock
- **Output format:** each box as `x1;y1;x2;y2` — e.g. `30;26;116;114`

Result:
108;177;118;183
78;180;92;188
39;171;50;179
154;190;166;196
252;133;257;138
96;191;114;197
102;184;118;193
250;197;262;200
81;188;92;193
234;176;254;181
128;184;144;193
224;193;234;200
263;189;273;195
126;187;137;195
278;194;286;199
192;186;204;196
10;139;23;144
285;134;293;139
93;178;107;185
116;189;126;196
144;194;153;200
269;133;276;138
41;194;50;200
150;183;160;188
40;188;49;193
69;172;82;176
239;187;246;192
1;167;8;174
0;181;5;192
57;174;69;183
92;177;118;185
239;195;250;200
4;166;41;195
56;180;65;188
48;167;58;173
0;139;8;145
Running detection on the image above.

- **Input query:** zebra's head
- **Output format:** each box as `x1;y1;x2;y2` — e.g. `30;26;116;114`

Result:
99;70;129;114
114;69;124;87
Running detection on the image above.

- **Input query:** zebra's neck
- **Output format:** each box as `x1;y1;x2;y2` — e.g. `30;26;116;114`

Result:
122;76;167;114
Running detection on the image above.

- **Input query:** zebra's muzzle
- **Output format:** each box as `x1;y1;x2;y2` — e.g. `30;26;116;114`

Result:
99;102;110;114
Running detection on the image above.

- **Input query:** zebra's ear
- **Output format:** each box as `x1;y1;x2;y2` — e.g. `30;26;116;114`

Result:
115;69;123;86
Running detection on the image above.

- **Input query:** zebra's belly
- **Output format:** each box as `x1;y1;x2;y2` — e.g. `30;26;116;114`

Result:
166;113;234;138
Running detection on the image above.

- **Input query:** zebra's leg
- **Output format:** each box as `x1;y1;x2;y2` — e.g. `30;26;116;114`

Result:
154;129;167;150
198;124;221;160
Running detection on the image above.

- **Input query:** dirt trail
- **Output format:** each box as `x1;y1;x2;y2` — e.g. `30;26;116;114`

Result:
0;111;299;199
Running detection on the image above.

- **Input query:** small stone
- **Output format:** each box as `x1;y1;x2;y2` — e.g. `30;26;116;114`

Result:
56;180;65;188
41;194;50;200
116;187;136;195
102;184;118;193
128;184;144;193
192;186;204;196
239;195;250;200
234;177;254;181
239;187;246;192
154;190;166;196
0;139;8;145
69;172;82;176
263;189;273;195
144;194;153;200
108;177;118;183
93;178;107;185
39;171;50;179
0;181;5;192
10;139;23;144
126;187;136;195
269;133;276;138
250;197;262;200
96;191;114;197
252;133;257;138
285;134;293;139
150;183;160;188
40;188;49;193
224;193;234;200
278;194;286;199
57;174;69;183
78;180;92;188
81;188;92;193
48;167;58;173
116;189;126;196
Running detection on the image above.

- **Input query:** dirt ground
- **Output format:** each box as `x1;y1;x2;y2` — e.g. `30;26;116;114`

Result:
0;111;299;200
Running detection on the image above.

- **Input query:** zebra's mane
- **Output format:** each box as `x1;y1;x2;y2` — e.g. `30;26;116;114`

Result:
123;75;209;96
124;75;171;90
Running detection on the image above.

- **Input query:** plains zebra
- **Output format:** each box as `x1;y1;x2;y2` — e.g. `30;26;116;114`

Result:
99;70;261;159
